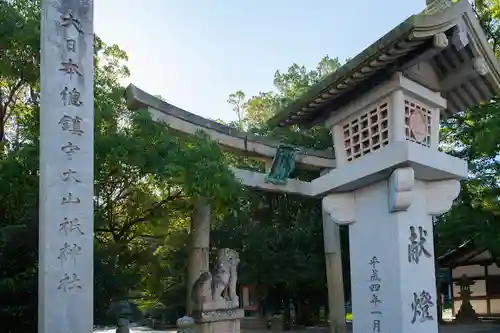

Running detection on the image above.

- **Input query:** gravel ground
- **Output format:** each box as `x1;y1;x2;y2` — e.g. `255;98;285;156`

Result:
94;324;500;333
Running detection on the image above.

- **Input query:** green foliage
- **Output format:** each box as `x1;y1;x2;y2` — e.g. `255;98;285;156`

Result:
227;90;246;130
273;56;341;107
213;192;327;293
4;0;500;330
0;1;241;331
0;0;40;148
216;55;347;323
0;0;39;81
0;147;38;331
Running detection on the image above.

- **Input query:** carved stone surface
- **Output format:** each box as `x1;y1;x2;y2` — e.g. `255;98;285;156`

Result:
193;308;245;323
265;144;300;185
192;308;244;333
322;193;355;226
349;179;441;333
426;179;461;216
433;32;449;49
473;57;489;76
388;167;414;213
39;1;94;333
409;109;428;144
191;248;240;309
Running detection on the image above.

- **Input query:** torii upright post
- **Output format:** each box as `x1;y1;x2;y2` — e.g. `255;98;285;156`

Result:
186;199;211;315
322;206;346;333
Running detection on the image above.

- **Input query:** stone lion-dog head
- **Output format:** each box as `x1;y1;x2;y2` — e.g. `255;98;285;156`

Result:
216;248;240;270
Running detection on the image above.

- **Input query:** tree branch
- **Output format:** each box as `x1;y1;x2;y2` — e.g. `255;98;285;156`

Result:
2;79;25;122
95;228;114;233
117;190;184;239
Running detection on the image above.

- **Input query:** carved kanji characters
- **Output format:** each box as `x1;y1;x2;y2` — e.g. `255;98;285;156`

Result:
60;10;83;34
59;115;83;135
59;217;84;236
59;59;83;80
57;273;83;292
61;192;81;205
60;87;83;107
61;141;80;158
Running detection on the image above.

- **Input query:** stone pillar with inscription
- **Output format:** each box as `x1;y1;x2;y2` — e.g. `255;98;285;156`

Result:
39;1;94;333
321;73;467;333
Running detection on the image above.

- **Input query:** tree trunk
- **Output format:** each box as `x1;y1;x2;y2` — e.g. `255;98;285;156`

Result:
296;298;305;326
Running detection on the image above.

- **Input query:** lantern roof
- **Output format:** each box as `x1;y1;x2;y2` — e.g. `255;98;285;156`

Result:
268;0;500;128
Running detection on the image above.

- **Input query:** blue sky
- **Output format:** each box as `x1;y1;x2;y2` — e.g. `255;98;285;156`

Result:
94;0;424;122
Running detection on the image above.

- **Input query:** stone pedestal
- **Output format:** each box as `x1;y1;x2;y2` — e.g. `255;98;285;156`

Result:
116;318;130;333
324;167;463;333
192;308;245;333
455;300;478;323
190;248;242;332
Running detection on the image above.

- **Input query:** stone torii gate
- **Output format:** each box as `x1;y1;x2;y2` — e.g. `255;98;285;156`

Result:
125;85;342;324
125;1;500;333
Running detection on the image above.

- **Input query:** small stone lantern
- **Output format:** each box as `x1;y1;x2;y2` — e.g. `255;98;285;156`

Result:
455;274;478;322
111;300;133;333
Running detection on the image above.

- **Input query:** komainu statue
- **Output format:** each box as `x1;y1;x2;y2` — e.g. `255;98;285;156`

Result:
191;248;240;308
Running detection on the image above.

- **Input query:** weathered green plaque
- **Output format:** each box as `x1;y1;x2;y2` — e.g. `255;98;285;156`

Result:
265;144;300;185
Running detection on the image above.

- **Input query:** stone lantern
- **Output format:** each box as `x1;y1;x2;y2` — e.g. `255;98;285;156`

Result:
455;274;478;322
267;1;500;332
